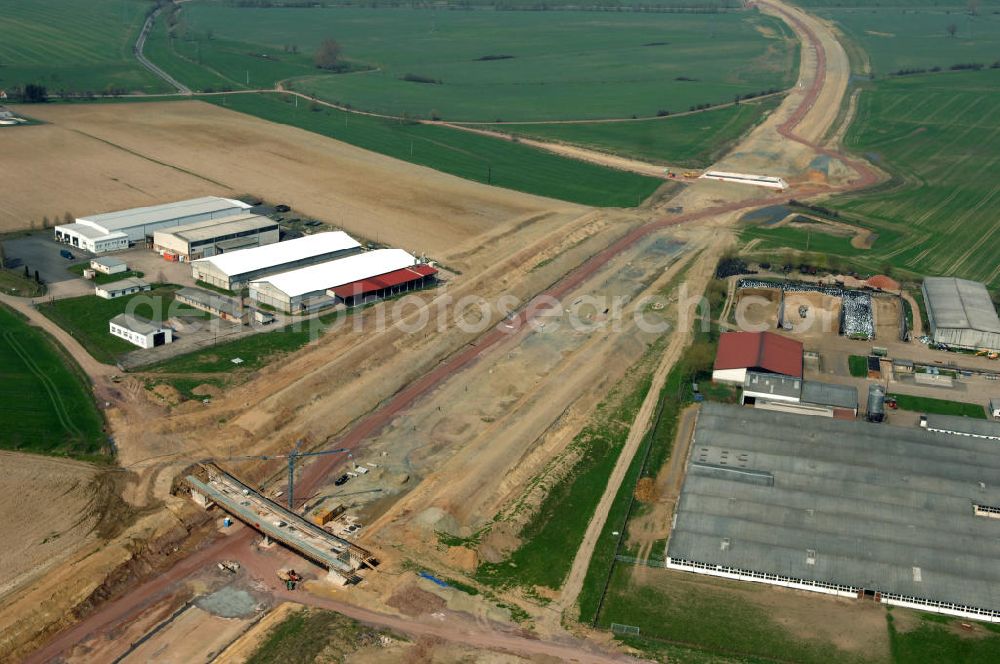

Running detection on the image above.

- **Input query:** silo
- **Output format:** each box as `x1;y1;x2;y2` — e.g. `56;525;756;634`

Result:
867;384;886;423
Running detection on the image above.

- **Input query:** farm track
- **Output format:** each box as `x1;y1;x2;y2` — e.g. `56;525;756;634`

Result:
134;4;191;95
23;0;887;661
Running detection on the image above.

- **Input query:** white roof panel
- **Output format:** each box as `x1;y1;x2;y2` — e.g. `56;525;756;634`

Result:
78;197;250;232
193;232;361;278
58;222;126;240
253;249;417;298
925;277;1000;333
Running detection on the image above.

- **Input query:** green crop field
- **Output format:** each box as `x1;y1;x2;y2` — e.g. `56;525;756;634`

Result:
0;0;167;95
202;93;662;206
0;304;105;457
160;4;797;121
741;70;1000;288
835;70;1000;287
815;5;1000;74
475;96;781;168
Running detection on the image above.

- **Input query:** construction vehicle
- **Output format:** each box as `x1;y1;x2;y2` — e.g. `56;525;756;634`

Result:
217;560;241;574
683;171;700;179
976;349;999;360
277;568;302;590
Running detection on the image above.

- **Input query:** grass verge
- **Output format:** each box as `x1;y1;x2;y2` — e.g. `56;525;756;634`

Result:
888;393;986;419
247;607;400;664
474;337;665;590
849;354;869;377
69;263;145;285
0;268;46;297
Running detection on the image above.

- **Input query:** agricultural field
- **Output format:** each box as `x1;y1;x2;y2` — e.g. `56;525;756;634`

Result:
141;6;324;92
743;70;1000;288
476;96;782;168
202;93;662;207
814;4;1000;74
0;0;166;95
0;304;105;457
166;4;797;121
38;285;206;365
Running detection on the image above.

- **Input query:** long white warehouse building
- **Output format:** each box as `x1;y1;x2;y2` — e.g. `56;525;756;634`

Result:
192;231;363;291
53;197;251;253
250;249;428;313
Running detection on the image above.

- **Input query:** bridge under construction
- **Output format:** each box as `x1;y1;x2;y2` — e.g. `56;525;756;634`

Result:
187;464;377;585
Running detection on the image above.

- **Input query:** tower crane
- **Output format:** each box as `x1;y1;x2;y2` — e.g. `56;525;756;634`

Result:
215;440;350;510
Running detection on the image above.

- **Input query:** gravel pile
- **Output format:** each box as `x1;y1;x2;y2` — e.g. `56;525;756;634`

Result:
737;278;874;339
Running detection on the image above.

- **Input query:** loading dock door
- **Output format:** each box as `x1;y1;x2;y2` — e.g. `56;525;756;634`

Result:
153;331;166;347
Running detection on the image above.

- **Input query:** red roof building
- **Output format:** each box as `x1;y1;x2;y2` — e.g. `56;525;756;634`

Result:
712;331;803;384
329;264;437;306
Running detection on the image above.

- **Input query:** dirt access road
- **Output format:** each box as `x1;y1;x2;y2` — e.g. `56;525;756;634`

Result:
554;0;867;614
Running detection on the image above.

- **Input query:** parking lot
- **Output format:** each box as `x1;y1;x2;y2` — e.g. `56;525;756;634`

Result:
3;232;200;298
3;233;86;290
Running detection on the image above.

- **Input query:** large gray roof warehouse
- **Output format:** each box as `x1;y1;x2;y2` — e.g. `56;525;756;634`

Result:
667;403;1000;622
922;277;1000;351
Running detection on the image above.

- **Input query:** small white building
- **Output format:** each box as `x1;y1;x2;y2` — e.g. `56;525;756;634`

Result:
90;256;128;275
109;314;172;349
95;278;150;300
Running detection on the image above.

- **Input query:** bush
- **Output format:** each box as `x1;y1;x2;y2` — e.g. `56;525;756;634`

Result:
401;73;442;85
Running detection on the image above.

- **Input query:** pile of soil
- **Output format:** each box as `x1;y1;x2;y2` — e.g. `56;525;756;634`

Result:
635;477;659;503
386;585;446;617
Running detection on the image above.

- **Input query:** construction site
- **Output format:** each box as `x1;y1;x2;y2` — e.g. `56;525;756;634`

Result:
5;0;1000;662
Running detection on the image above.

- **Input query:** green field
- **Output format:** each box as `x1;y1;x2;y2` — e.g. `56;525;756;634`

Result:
816;6;1000;74
888;393;986;419
0;303;105;457
202;93;662;206
142;6;325;93
0;0;167;95
835;70;1000;287
742;70;1000;288
889;612;1000;664
849;354;870;377
164;4;796;121
144;322;318;374
38;285;205;365
476;96;781;168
